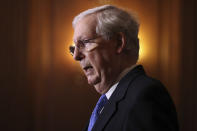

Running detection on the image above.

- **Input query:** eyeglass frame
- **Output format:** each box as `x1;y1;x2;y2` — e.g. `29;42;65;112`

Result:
69;36;102;56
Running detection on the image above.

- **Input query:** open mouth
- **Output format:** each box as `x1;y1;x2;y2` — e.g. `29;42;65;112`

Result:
83;66;93;72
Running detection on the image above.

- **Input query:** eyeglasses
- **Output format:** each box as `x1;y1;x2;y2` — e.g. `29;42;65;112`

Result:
69;36;101;56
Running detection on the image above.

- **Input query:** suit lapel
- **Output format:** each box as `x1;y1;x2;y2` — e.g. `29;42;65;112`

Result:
92;100;116;131
92;65;145;131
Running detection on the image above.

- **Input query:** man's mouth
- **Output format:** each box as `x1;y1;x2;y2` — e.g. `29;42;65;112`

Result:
83;66;93;71
83;66;94;75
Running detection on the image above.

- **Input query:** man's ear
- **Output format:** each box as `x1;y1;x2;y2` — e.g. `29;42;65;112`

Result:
116;32;126;54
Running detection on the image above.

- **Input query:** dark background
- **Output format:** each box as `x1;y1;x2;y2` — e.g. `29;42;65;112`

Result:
0;0;196;130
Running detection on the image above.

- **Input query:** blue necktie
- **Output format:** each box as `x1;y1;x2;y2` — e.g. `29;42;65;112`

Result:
88;94;108;131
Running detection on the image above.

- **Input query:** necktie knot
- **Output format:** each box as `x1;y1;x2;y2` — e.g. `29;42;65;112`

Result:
88;94;108;131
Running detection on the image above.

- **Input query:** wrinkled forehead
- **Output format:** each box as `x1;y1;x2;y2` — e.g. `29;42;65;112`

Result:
73;15;98;42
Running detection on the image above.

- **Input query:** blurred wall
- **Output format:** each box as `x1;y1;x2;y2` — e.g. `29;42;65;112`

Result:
0;0;196;130
1;0;34;130
179;0;197;130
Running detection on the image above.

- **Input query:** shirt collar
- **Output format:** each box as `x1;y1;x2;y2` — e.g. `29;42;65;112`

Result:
105;82;118;99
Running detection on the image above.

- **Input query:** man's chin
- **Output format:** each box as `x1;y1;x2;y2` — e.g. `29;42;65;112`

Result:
87;76;100;86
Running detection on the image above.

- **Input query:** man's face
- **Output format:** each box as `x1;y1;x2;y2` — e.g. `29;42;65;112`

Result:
73;15;119;94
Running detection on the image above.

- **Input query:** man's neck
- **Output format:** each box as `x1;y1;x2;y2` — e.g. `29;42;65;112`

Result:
115;64;137;84
105;64;137;98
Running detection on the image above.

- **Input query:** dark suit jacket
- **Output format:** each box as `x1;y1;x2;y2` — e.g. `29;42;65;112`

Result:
85;65;179;131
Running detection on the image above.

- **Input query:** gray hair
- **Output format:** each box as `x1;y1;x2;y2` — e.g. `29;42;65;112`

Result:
72;5;140;62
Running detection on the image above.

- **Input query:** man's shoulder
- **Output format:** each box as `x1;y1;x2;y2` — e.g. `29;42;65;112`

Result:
122;65;171;102
121;65;164;90
112;65;172;105
130;72;165;91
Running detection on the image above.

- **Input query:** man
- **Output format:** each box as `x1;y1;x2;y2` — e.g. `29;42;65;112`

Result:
69;5;179;131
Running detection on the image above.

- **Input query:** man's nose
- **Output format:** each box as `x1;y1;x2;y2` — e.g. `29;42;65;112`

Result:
73;48;84;61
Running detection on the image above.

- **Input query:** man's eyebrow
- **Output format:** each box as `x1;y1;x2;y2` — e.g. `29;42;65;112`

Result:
73;37;91;44
73;39;83;44
73;36;86;43
73;38;81;44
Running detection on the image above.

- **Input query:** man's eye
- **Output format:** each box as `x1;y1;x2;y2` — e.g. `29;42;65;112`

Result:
82;40;92;47
82;39;90;44
77;40;85;48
